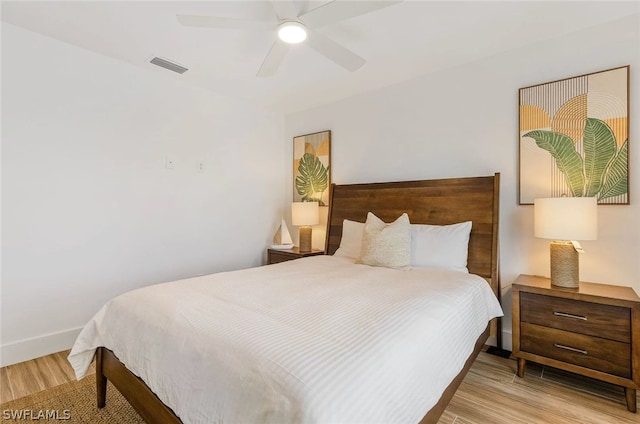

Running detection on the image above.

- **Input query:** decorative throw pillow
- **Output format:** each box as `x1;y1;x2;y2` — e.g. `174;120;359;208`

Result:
411;221;472;272
358;212;411;269
334;219;365;260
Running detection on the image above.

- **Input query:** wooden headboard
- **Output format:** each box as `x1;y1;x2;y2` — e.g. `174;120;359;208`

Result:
325;173;500;299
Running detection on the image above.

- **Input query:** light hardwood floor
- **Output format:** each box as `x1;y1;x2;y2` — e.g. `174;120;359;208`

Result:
1;349;637;423
1;350;95;403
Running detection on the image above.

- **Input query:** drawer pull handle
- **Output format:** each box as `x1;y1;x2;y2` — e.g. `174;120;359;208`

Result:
554;344;588;355
553;311;587;321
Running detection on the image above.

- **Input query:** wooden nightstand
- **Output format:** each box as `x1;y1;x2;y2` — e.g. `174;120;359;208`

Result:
267;247;324;265
512;274;640;412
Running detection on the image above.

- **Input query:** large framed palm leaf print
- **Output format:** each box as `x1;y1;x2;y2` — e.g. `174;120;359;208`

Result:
293;130;331;206
519;66;629;205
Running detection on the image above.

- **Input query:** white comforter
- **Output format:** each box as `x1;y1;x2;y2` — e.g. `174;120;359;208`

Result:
69;255;503;424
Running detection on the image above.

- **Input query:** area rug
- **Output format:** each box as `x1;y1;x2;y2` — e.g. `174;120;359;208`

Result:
0;377;144;423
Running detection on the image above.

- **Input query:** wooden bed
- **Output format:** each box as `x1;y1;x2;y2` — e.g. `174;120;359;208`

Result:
95;173;501;424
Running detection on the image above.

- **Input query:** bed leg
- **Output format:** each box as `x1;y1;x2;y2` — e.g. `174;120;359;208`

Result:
624;387;637;413
96;347;107;408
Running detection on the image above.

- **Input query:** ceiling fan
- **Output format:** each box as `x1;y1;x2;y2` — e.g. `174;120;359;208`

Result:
177;0;402;77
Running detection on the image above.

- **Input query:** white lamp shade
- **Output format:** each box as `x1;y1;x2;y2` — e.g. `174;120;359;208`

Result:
292;202;319;226
534;197;597;241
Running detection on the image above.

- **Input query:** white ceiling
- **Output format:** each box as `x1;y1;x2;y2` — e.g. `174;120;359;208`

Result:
2;1;639;114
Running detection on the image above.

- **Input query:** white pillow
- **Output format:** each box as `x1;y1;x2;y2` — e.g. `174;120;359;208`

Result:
334;219;365;260
358;212;411;269
411;221;472;272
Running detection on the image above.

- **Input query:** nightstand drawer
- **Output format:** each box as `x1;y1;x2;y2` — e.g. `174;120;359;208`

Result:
520;292;630;342
267;248;324;265
268;251;295;264
521;323;631;378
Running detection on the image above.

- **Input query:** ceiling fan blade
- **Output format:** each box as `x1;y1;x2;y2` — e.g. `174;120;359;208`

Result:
306;29;365;72
300;0;403;28
176;14;273;31
257;40;290;77
269;0;297;20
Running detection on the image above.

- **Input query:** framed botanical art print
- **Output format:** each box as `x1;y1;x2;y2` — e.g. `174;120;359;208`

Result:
293;130;331;206
519;66;629;204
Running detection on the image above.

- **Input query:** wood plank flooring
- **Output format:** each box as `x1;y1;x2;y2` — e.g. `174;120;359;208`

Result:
439;352;638;424
1;348;637;423
1;350;94;403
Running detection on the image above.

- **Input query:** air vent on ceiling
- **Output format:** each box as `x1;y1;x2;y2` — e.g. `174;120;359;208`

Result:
150;57;188;74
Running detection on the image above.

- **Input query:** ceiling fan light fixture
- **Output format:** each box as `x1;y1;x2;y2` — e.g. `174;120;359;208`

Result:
278;21;307;44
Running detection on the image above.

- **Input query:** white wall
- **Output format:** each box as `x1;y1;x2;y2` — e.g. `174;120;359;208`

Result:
2;13;638;366
285;14;640;351
1;23;286;365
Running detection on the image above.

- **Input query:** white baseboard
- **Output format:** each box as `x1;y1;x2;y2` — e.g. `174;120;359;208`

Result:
501;330;513;352
485;331;512;352
0;327;82;367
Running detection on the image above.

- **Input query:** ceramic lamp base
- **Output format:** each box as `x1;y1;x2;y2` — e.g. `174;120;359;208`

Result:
550;240;579;288
299;226;312;252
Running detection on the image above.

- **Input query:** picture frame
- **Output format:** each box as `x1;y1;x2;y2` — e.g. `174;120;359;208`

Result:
293;130;331;206
518;66;629;205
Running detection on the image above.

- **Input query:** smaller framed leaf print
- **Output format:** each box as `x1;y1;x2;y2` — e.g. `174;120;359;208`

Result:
293;130;331;206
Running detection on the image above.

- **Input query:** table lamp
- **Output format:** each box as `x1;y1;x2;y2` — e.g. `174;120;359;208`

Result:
292;202;319;253
534;197;597;288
